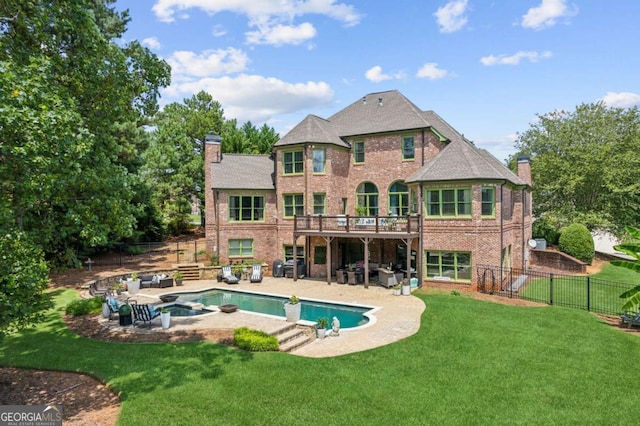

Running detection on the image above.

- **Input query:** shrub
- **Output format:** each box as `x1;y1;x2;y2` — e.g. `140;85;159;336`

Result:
65;297;104;316
558;223;595;264
233;327;279;352
532;217;561;245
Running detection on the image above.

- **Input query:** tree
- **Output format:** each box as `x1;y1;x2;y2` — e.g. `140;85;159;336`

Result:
512;102;640;236
612;227;640;311
0;0;170;264
0;232;51;338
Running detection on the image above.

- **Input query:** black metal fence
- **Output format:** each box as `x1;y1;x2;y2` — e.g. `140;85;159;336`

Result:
81;241;210;267
476;264;637;316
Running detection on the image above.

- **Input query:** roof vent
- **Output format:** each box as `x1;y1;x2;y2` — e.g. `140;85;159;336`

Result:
378;97;383;106
362;96;366;105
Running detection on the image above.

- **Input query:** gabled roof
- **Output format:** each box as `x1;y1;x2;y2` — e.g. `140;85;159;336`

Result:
274;114;349;148
406;139;527;186
329;90;432;136
210;154;274;190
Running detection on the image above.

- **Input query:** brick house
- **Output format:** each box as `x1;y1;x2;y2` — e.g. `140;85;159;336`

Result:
204;90;532;287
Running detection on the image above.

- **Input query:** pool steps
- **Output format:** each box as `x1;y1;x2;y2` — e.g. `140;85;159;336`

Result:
271;323;316;352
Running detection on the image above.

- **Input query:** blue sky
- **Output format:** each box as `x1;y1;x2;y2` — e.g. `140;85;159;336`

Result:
116;0;640;162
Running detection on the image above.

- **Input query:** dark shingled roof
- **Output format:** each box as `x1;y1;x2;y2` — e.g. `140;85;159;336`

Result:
210;154;274;189
274;114;349;148
406;139;527;186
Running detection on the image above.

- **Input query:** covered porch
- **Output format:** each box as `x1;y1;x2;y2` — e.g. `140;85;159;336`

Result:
291;214;422;288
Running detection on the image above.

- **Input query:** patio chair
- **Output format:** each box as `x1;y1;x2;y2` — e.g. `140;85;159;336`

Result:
131;303;161;328
221;265;239;284
250;264;263;283
620;310;640;328
105;296;120;320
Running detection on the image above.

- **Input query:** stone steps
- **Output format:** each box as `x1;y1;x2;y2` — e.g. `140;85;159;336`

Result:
175;263;202;280
271;323;315;352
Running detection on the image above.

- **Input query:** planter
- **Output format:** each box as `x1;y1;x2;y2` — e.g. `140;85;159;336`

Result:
219;304;238;313
284;302;301;322
127;279;141;294
392;288;402;296
316;327;327;339
402;284;411;296
175;279;183;286
160;312;171;329
159;295;178;303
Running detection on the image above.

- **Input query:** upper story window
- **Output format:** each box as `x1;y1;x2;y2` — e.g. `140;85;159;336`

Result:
426;188;471;217
402;136;415;160
312;149;326;174
283;150;303;175
389;181;409;216
283;193;304;218
356;182;378;216
481;187;496;217
313;193;326;215
353;141;365;164
229;195;265;222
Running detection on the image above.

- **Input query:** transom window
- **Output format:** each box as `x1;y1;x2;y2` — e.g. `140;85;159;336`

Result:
356;182;378;215
283;193;304;217
402;136;415;160
229;239;253;257
389;181;409;216
426;251;471;281
482;187;495;217
353;141;365;164
283;150;303;174
228;195;265;222
313;193;326;215
312;149;326;174
426;188;471;217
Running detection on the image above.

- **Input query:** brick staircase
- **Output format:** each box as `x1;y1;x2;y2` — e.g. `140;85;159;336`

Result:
272;323;316;352
175;263;202;281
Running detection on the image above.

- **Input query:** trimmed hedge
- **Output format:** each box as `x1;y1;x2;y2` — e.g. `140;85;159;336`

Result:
65;297;104;316
233;327;279;352
558;223;595;264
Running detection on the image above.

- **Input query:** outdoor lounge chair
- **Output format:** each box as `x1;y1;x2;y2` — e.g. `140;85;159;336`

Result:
250;264;263;283
131;303;161;328
221;265;239;284
620;310;640;328
105;296;120;320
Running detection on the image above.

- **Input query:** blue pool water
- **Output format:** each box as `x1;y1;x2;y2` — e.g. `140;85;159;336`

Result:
170;289;372;329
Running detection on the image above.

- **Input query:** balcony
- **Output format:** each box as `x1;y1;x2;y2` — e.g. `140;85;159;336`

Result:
293;214;421;238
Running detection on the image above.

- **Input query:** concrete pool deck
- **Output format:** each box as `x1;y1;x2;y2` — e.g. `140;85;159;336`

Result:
106;277;426;358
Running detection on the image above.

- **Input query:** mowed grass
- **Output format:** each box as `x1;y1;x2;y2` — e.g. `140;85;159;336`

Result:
2;288;640;425
520;262;640;314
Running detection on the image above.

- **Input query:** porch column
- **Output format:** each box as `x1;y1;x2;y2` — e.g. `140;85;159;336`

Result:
360;237;371;289
402;237;413;283
325;236;334;285
293;234;298;282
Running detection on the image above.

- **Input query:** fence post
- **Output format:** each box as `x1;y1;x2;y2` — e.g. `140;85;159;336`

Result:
549;273;554;306
148;241;151;263
194;240;197;263
587;276;591;312
176;241;180;264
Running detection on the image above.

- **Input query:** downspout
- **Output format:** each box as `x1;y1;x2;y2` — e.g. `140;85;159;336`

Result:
522;187;526;269
421;129;425;166
215;189;220;262
418;182;424;287
499;182;505;284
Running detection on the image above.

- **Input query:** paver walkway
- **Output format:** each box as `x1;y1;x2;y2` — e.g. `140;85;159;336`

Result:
103;276;426;358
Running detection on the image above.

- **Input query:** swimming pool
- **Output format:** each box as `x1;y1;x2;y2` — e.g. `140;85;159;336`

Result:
169;288;373;329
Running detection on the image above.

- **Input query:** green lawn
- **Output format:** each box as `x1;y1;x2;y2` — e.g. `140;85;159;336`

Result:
3;289;640;425
519;262;640;314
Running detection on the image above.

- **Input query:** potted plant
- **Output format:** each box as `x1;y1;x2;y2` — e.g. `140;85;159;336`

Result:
128;273;140;294
392;283;402;296
160;307;171;329
232;264;243;280
111;282;124;295
401;278;411;296
283;295;301;322
174;271;183;286
316;317;329;339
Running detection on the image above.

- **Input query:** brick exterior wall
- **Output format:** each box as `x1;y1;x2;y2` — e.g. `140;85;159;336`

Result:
205;131;533;286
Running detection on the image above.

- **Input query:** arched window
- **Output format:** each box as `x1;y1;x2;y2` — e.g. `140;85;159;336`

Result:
356;182;378;216
388;181;409;216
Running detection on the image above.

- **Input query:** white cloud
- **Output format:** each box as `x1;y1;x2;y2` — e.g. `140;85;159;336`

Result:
212;25;227;37
152;0;361;45
364;66;408;83
245;22;317;46
475;133;519;163
163;74;334;124
480;50;552;66
167;48;250;79
521;0;578;30
142;37;161;49
434;0;469;33
601;92;640;108
416;63;448;80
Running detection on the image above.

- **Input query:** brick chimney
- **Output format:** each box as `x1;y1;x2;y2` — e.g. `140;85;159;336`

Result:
205;134;222;164
517;155;532;186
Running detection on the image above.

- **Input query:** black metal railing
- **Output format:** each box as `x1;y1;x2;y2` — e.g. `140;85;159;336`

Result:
475;264;637;316
294;214;421;234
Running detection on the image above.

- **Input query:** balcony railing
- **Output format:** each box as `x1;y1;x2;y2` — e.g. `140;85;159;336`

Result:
294;214;421;234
